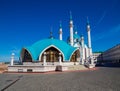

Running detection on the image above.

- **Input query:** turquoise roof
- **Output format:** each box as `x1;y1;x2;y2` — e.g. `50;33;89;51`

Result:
23;39;78;61
73;34;80;39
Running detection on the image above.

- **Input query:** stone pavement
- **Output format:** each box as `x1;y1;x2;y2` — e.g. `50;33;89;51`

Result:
68;65;87;70
0;67;120;91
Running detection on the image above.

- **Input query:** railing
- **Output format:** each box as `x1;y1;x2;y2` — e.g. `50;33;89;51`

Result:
12;61;80;66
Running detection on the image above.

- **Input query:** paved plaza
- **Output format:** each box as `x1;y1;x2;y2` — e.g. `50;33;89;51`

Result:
0;67;120;91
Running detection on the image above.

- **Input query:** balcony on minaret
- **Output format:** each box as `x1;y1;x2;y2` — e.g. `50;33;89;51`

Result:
87;25;90;30
70;24;73;28
59;30;62;34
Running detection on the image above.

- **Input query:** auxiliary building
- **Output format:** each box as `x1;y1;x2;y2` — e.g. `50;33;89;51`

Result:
8;14;95;72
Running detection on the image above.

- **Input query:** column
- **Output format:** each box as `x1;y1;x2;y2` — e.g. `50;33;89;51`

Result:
90;56;94;65
43;52;46;66
80;48;83;65
59;53;62;65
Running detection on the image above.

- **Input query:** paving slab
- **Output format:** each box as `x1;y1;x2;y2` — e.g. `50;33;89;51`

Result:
0;67;120;91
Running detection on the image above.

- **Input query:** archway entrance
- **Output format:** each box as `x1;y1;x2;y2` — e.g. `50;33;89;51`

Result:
41;47;63;62
21;49;32;62
70;50;80;62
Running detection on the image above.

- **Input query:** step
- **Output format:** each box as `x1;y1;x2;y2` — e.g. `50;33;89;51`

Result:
68;65;88;70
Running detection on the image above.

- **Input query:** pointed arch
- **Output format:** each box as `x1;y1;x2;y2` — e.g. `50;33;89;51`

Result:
39;45;65;62
21;48;32;62
69;49;80;62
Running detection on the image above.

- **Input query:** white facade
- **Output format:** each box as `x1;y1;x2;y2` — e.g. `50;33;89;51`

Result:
65;15;94;66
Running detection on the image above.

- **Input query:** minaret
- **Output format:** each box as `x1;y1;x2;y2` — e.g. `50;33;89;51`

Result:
59;21;63;40
81;35;85;64
86;17;92;56
69;11;74;46
87;17;91;48
81;35;84;47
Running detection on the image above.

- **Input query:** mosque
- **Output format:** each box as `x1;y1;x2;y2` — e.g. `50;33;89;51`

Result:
8;13;95;72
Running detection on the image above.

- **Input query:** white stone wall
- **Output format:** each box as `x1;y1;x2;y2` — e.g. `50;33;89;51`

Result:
62;62;79;66
8;65;68;72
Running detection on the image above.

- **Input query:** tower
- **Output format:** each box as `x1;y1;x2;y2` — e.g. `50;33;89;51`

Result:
80;35;85;64
69;11;74;46
87;17;92;56
86;17;95;68
59;21;63;40
81;34;84;47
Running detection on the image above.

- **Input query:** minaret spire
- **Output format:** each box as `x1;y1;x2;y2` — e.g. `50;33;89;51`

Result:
87;16;89;25
59;21;63;40
74;25;78;34
70;11;72;20
87;17;91;48
69;11;74;46
86;17;92;56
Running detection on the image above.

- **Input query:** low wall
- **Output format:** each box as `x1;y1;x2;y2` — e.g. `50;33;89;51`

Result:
62;62;79;66
8;65;68;72
8;62;80;72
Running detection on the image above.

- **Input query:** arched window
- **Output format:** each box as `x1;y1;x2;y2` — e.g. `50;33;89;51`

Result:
70;50;80;62
21;49;32;62
40;47;63;62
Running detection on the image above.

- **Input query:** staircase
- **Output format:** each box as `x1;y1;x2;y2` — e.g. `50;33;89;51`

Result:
68;65;87;71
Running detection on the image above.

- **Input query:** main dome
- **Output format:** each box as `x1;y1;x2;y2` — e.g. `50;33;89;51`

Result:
21;38;78;61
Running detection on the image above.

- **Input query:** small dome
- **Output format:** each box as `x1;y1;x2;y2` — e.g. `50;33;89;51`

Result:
73;33;80;39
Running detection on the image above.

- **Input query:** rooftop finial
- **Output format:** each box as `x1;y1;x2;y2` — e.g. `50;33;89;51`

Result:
59;20;62;28
87;16;90;25
70;11;72;20
74;25;78;34
49;27;54;39
50;31;52;37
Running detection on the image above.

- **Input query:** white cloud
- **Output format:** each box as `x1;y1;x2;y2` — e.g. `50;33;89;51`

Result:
96;11;106;26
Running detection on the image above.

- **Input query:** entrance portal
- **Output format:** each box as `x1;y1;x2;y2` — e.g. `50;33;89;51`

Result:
41;47;63;62
70;49;80;62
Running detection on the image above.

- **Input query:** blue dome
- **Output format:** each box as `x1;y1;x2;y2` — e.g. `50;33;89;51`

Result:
23;39;78;61
73;34;80;39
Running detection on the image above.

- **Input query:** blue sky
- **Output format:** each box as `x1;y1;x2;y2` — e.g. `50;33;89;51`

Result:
0;0;120;62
